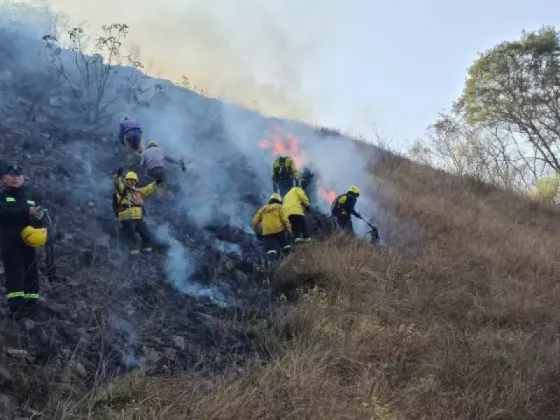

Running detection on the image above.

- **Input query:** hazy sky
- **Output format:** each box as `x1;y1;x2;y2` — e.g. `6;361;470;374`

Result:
14;0;560;149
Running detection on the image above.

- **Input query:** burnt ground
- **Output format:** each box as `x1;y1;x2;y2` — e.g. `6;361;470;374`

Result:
0;112;336;418
0;24;346;416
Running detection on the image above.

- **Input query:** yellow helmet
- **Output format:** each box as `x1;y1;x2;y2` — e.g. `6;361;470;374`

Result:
125;171;138;182
148;140;158;148
348;185;360;195
269;193;282;202
21;226;47;248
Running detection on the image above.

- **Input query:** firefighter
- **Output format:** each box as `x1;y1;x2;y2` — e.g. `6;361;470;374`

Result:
118;116;144;169
331;185;363;233
0;164;47;317
252;193;292;261
271;155;298;198
114;169;158;255
283;185;311;243
140;140;185;198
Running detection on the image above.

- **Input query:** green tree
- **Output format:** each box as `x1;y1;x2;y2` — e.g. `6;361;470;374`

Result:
455;26;560;172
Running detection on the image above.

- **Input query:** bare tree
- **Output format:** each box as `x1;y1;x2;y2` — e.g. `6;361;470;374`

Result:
42;23;145;125
408;112;546;193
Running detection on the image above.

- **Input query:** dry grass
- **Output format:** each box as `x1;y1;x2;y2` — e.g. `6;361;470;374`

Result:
59;155;560;419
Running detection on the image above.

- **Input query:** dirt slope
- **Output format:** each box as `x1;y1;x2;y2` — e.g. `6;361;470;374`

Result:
69;154;560;420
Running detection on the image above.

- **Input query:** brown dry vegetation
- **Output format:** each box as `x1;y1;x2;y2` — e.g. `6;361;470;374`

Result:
54;154;560;419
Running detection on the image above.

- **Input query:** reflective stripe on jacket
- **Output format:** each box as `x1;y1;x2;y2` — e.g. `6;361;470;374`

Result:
113;177;156;221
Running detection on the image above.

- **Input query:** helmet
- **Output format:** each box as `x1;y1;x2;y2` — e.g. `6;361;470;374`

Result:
348;185;360;196
21;226;47;248
148;140;158;148
125;172;139;182
269;193;282;202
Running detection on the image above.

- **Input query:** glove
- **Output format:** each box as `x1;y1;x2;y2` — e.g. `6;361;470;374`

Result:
115;167;124;176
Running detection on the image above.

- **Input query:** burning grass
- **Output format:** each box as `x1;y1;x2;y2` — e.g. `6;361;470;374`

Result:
258;125;338;205
53;153;560;419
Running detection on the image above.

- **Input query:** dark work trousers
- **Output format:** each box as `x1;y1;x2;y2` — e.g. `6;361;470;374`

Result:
124;131;142;150
147;167;172;199
121;219;152;255
2;240;38;314
336;216;354;234
288;214;310;243
276;179;295;198
147;166;166;184
263;231;291;261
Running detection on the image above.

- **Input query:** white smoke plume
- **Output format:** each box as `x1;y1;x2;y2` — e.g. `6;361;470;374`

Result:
0;2;386;294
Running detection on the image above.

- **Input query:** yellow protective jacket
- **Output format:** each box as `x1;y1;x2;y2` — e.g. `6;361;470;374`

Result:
271;156;298;182
252;201;291;235
113;176;156;221
283;186;309;217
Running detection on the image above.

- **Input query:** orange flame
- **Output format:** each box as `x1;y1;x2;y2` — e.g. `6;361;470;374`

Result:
258;125;307;168
259;126;339;205
318;187;337;204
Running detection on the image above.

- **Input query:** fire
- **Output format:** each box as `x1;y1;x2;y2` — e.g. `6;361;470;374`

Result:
318;187;337;204
259;125;339;205
258;125;307;168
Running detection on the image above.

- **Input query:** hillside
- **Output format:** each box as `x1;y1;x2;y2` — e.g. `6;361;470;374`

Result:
77;156;560;420
1;5;560;420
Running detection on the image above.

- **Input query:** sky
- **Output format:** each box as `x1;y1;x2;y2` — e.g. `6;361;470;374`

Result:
9;0;560;150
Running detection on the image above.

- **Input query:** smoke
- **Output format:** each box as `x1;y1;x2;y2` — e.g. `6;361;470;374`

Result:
0;1;385;275
21;0;354;123
152;224;229;308
108;311;147;371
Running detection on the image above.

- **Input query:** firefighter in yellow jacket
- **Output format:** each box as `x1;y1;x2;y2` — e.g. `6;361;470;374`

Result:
271;156;299;198
283;185;311;243
331;185;362;233
252;193;292;261
114;168;158;255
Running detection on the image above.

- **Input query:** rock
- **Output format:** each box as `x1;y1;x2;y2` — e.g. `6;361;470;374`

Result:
75;362;86;378
151;337;165;346
163;348;176;361
63;233;74;241
145;349;162;364
0;394;15;419
7;348;29;359
95;234;111;249
46;302;66;316
172;335;186;350
0;367;13;385
22;318;36;332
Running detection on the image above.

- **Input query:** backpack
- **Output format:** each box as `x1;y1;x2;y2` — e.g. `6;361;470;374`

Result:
331;194;347;216
273;156;292;180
